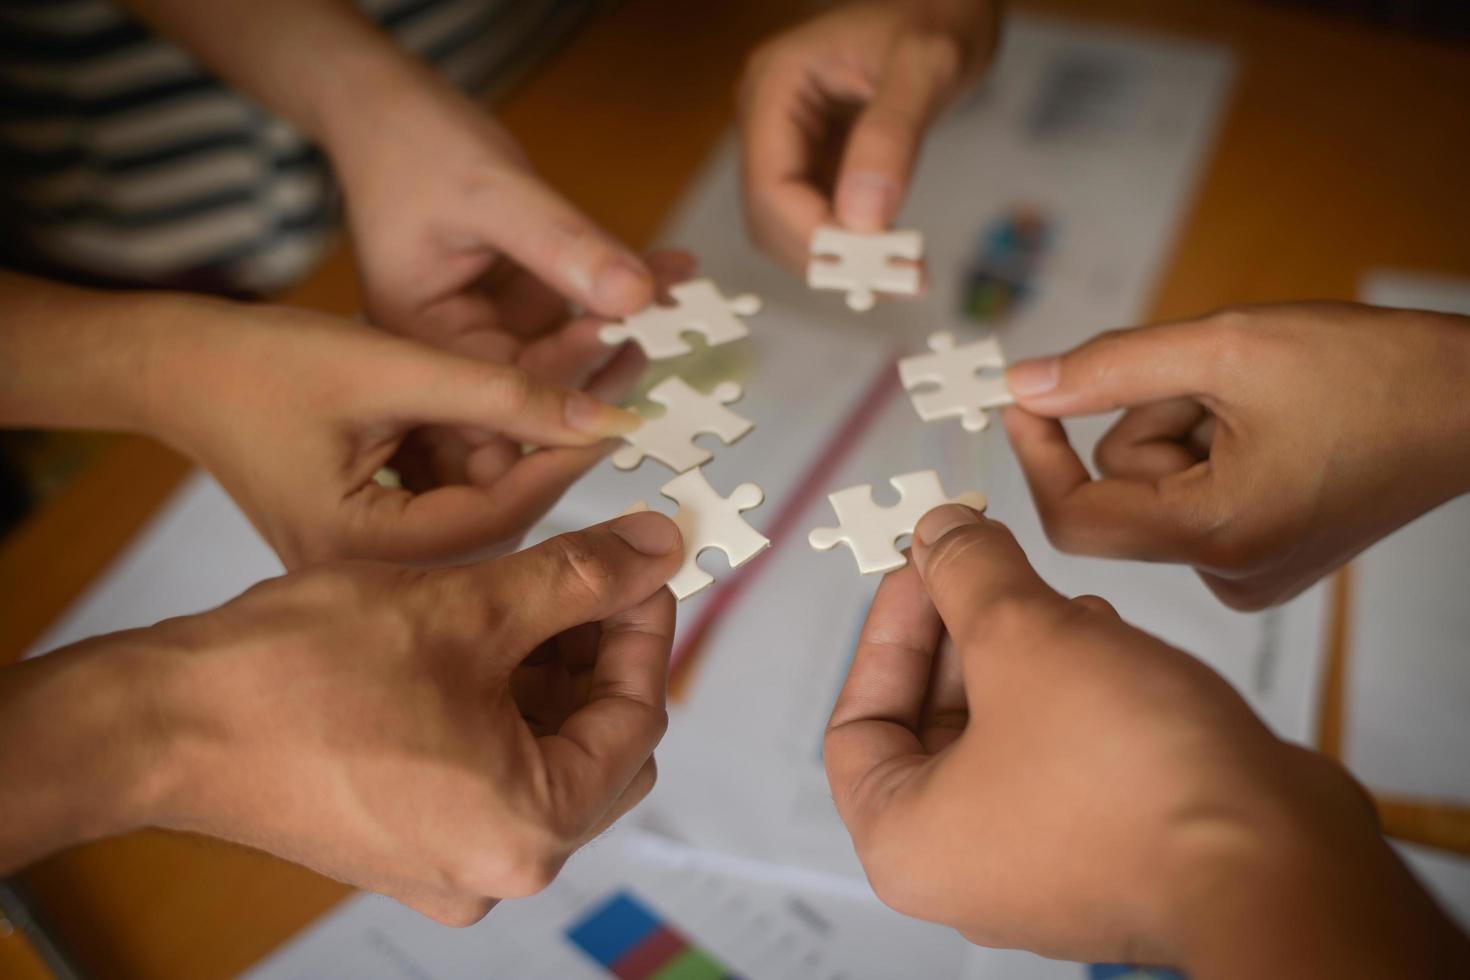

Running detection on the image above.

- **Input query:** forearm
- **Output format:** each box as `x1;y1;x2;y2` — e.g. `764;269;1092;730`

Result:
0;271;294;456
0;633;184;872
118;0;455;160
0;272;178;432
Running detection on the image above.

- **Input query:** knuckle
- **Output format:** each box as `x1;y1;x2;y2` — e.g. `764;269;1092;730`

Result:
459;830;565;899
1201;306;1263;375
425;567;512;638
976;592;1057;645
902;31;963;86
861;839;929;920
1082;326;1134;365
1072;593;1118;617
621;758;660;811
921;525;988;579
549;534;618;606
501;848;564;898
425;898;494;929
1038;508;1089;555
1091;434;1128;475
1198;533;1252;572
488;366;534;417
856;102;919;148
1204;576;1277;612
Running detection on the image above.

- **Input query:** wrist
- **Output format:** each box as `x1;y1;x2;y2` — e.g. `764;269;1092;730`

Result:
1428;312;1470;496
0;274;206;434
120;292;251;455
0;632;191;869
1159;749;1470;978
310;42;478;181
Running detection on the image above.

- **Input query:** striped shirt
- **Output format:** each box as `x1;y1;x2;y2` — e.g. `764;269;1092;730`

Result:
0;0;602;295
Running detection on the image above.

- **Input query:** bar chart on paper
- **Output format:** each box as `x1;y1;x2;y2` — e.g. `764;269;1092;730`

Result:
243;830;970;980
566;890;739;980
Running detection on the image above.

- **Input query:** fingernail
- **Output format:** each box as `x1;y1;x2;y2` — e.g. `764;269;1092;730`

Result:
1006;357;1060;397
837;172;895;232
593;257;651;314
612;511;680;555
916;504;980;546
565;391;642;436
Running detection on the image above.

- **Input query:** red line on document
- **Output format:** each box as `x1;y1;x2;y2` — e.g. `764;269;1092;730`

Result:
669;352;904;698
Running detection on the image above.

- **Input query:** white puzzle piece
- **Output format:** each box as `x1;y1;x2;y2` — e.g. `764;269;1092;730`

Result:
629;468;769;600
598;278;761;360
806;226;924;312
808;470;987;575
898;331;1015;433
612;376;754;474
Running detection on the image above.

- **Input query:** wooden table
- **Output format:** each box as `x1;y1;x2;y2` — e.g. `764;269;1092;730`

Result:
2;1;1468;976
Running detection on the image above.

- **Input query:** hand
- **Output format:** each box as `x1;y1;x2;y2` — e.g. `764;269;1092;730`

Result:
1002;303;1470;609
0;513;683;925
325;71;655;352
825;505;1469;975
109;0;655;351
383;250;693;502
739;1;999;270
145;295;643;568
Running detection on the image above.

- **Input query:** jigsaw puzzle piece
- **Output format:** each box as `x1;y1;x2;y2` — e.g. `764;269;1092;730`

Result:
808;469;987;574
612;376;754;474
807;226;924;312
598;278;762;360
646;468;768;600
898;332;1015;432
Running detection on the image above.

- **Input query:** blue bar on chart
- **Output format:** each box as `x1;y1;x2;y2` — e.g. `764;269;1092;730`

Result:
565;890;741;980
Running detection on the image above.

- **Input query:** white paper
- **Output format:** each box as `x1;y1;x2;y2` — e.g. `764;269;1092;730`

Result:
242;827;970;980
1347;271;1470;804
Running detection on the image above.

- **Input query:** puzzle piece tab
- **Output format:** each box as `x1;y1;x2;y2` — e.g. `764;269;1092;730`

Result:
612;376;753;474
808;470;987;574
598;278;761;360
898;331;1015;432
630;468;768;600
806;226;924;312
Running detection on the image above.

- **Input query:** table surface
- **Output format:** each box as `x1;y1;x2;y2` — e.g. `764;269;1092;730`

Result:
3;0;1470;976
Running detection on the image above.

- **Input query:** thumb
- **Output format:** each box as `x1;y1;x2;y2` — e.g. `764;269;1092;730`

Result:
835;31;963;231
909;504;1065;649
376;339;641;447
1005;319;1226;418
473;166;654;318
467;511;684;659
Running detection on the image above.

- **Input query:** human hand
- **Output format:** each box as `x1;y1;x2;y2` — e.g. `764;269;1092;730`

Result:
144;295;643;568
86;513;677;925
825;505;1468;975
322;70;655;353
739;1;1000;270
1003;303;1470;609
384;250;693;501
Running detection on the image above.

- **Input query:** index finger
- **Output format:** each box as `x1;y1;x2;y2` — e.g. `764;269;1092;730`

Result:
824;561;943;843
1002;407;1217;563
538;586;676;828
834;31;962;231
346;442;613;563
739;59;836;270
